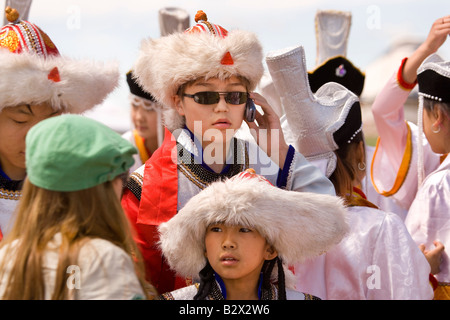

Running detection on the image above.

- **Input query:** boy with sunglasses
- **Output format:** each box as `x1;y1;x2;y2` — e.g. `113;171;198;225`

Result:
121;10;336;294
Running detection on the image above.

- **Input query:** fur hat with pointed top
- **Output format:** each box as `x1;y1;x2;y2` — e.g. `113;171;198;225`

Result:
133;10;264;130
158;169;349;281
0;7;119;113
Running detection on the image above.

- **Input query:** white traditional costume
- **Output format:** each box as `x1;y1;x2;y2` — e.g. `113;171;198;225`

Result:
266;44;433;299
157;169;349;300
121;10;335;294
0;7;119;239
371;53;450;298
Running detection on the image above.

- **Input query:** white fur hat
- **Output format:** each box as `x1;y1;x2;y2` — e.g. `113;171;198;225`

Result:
0;7;119;113
158;170;349;279
133;10;264;121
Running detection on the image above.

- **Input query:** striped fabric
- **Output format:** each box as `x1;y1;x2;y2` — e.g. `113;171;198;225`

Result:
185;20;228;38
0;19;59;57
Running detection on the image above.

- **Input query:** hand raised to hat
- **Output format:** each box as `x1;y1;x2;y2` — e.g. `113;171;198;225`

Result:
245;92;290;169
402;15;450;84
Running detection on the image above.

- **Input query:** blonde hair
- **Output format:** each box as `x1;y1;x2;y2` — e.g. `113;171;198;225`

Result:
0;178;148;300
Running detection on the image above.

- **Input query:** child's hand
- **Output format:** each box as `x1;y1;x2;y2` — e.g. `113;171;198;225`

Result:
422;15;450;55
419;240;445;275
245;92;289;168
403;16;450;84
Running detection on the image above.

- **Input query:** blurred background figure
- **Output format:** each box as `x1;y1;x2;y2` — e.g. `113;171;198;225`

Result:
122;7;189;172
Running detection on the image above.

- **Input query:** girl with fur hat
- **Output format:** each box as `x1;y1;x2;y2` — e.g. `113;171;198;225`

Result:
157;169;348;300
267;45;435;299
121;10;335;294
0;114;154;300
370;16;450;299
0;7;119;240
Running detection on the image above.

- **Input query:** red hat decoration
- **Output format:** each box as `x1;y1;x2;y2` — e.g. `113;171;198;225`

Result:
0;6;59;57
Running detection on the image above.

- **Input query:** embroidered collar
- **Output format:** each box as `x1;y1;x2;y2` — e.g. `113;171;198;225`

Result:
214;273;264;300
176;127;249;190
0;166;23;192
179;126;237;174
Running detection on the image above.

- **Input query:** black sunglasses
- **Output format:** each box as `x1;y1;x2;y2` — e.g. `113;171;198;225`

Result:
182;91;248;105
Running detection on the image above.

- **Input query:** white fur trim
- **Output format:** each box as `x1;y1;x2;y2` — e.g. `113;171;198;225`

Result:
133;30;264;113
0;50;119;113
159;175;349;278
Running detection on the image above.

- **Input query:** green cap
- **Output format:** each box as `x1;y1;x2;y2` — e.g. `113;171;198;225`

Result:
26;114;137;192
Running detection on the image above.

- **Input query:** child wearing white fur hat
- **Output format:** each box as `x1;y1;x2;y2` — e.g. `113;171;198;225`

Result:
0;7;119;240
121;10;335;294
157;169;348;300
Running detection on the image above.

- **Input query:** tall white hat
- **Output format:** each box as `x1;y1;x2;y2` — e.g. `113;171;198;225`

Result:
308;10;365;97
158;7;190;37
266;46;361;177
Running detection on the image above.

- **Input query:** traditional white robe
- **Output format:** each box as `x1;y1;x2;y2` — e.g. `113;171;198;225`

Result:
294;205;433;300
371;68;449;295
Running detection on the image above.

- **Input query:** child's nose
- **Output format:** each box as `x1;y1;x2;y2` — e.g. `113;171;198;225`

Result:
213;96;230;112
222;233;236;249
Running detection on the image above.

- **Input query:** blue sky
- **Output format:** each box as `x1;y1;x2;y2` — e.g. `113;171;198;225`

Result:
2;0;449;131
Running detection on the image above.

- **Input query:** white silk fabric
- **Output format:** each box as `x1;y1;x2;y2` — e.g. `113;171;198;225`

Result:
294;206;433;300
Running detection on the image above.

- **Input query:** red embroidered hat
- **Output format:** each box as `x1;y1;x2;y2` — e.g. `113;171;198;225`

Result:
0;6;59;57
185;10;228;38
0;7;119;114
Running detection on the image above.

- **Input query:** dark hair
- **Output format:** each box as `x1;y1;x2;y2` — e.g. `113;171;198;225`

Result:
423;98;450;119
329;131;365;197
193;257;286;300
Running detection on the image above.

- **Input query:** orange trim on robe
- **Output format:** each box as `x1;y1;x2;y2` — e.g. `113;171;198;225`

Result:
370;121;413;197
434;285;450;300
133;130;151;164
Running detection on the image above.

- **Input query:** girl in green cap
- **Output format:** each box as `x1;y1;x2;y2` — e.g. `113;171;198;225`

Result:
0;114;154;300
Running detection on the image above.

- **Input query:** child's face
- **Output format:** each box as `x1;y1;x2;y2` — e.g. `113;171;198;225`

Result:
130;98;159;140
204;223;277;286
0;103;61;179
174;76;246;148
